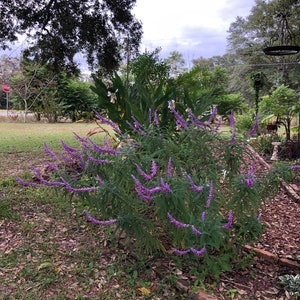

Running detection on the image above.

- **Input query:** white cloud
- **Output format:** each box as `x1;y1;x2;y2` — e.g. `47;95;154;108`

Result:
134;0;255;61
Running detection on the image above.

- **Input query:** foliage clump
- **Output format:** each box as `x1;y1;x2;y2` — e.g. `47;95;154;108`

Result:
17;106;295;278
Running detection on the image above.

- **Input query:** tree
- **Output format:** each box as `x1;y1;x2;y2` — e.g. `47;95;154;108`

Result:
0;0;142;75
216;93;245;119
57;76;98;121
10;58;58;122
174;66;229;116
226;0;300;103
165;51;186;77
260;84;299;141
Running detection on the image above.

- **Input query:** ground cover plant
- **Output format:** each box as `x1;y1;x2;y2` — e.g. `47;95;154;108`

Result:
15;105;296;283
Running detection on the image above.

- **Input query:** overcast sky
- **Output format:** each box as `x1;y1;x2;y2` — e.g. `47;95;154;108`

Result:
133;0;256;64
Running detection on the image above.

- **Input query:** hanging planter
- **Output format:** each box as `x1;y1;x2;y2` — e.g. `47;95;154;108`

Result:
263;13;300;56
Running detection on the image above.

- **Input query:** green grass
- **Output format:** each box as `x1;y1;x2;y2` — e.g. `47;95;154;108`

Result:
0;122;99;153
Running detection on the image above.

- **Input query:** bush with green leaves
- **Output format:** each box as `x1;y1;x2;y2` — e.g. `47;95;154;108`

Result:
235;113;255;135
17;105;296;278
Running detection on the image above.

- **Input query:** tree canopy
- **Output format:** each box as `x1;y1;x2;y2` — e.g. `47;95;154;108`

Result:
0;0;142;75
226;0;300;103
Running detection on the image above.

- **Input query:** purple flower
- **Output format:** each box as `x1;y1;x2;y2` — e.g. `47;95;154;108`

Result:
135;161;158;181
73;132;87;143
247;114;259;136
131;175;160;201
87;153;110;164
208;105;217;124
257;212;262;221
96;175;105;185
229;110;236;144
168;101;188;130
190;247;206;256
222;210;233;229
206;181;214;208
172;248;191;255
60;178;98;193
291;165;300;170
214;116;222;132
173;247;206;256
201;211;206;222
84;210;117;226
60;140;79;153
86;138;120;155
167;212;189;228
187;175;203;192
167;157;173;177
126;120;146;135
244;160;256;187
191;225;201;236
44;161;59;171
15;176;41;187
131;116;144;131
93;110;122;135
44;143;58;161
160;178;172;193
30;167;65;187
188;109;207;129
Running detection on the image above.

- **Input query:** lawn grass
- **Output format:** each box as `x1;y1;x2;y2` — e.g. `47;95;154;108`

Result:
0;122;99;153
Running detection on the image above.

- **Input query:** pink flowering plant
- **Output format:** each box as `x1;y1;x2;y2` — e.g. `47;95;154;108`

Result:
17;104;295;277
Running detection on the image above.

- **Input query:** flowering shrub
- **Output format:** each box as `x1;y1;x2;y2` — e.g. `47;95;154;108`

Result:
16;104;295;277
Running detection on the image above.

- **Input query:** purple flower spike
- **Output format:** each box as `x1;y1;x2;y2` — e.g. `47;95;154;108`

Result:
205;181;214;208
173;248;191;255
188;109;206;129
160;178;172;193
208;105;217;124
191;225;201;236
190;247;206;256
214;116;222;132
222;210;233;229
167;212;189;228
60;140;78;153
201;212;206;222
257;212;262;221
86;138;120;155
168;101;188;130
229;110;236;144
84;210;117;226
187;175;203;192
245;160;256;187
291;165;300;170
96;175;105;185
73;132;87;143
93;110;122;135
87;153;110;164
44;142;58;161
247;114;259;136
135;161;158;181
15;176;40;187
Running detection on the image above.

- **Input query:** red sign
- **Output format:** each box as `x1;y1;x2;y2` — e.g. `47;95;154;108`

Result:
2;84;10;93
